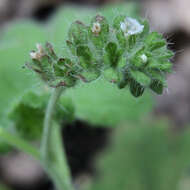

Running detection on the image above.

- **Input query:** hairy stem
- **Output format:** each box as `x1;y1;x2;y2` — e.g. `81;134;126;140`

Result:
49;123;74;190
41;87;73;190
41;87;63;160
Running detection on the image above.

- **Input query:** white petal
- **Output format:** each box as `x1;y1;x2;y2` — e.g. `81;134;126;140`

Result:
120;22;126;32
123;17;144;36
30;52;38;59
92;22;101;34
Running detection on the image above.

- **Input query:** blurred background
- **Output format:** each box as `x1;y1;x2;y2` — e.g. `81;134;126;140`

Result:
0;0;190;190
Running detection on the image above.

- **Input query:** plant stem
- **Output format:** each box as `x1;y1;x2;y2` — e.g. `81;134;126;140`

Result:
49;123;74;190
41;87;64;161
41;86;74;190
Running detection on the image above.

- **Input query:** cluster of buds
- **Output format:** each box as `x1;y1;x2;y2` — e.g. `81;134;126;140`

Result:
27;42;78;87
27;14;173;97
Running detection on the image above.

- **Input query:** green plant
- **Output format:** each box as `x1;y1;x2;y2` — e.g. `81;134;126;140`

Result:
86;121;190;190
0;3;173;190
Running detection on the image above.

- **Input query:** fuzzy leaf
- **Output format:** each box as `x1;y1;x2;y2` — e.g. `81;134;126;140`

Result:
130;79;145;97
8;91;75;141
0;21;47;121
64;78;153;126
105;42;122;67
130;70;151;87
76;45;93;68
68;21;88;46
150;79;164;95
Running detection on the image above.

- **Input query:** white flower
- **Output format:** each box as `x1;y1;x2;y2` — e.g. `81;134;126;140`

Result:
91;22;101;35
120;17;144;37
140;54;148;63
30;43;44;60
30;51;37;59
30;51;38;59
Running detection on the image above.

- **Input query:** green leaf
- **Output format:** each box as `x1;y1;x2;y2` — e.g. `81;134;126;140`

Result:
148;59;172;72
80;69;101;83
68;21;88;46
130;79;145;97
145;32;162;45
105;42;122;67
103;68;119;83
76;45;93;68
117;68;131;89
159;62;172;72
130;47;147;68
64;78;153;126
113;15;128;48
116;30;127;48
87;121;190;190
150;79;164;95
8;92;48;140
127;35;137;50
0;21;47;120
140;20;150;38
130;70;151;87
149;40;166;51
113;15;126;30
153;48;174;60
7;91;75;141
54;58;73;76
66;40;76;55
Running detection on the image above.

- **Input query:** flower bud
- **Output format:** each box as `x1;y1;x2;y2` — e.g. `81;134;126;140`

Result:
91;22;101;35
68;21;88;46
89;15;109;49
140;54;148;63
30;43;45;60
30;51;41;60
